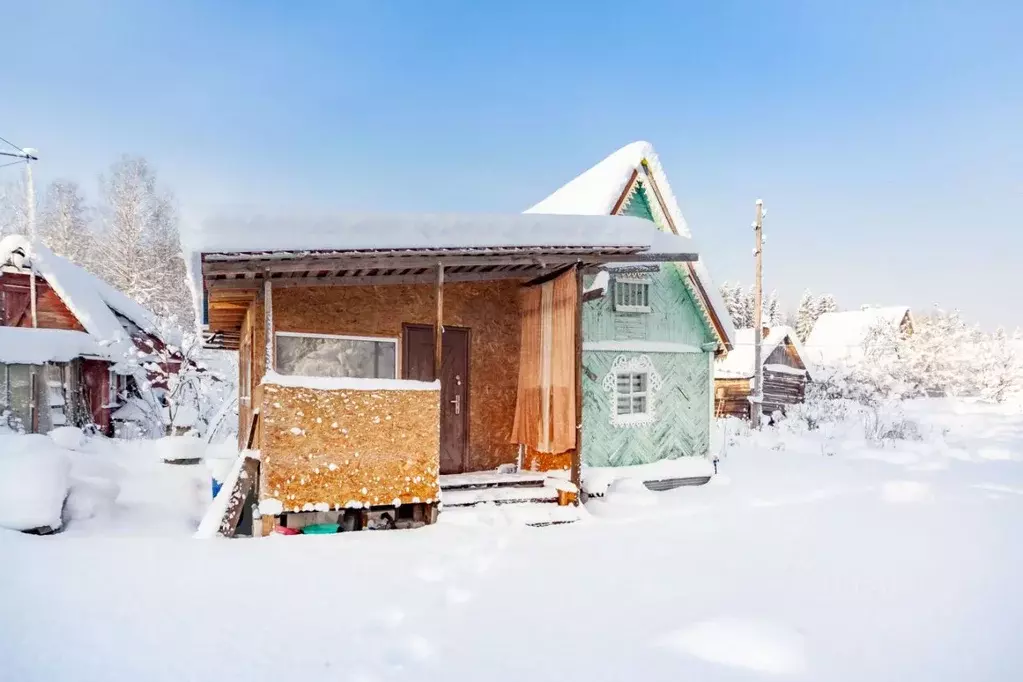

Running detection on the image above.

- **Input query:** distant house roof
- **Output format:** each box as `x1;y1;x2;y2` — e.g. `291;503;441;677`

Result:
524;140;734;350
715;326;811;379
0;235;171;368
804;306;913;366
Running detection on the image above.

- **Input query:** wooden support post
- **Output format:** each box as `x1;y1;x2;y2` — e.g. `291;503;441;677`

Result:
29;263;38;433
434;263;444;379
751;200;764;429
263;274;274;376
571;264;583;494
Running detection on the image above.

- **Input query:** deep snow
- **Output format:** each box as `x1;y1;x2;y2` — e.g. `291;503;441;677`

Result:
1;399;1021;682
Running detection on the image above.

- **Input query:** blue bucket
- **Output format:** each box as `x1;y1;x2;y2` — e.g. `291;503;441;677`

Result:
212;478;224;499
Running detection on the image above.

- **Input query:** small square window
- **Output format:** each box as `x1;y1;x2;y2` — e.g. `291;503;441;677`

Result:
614;371;649;416
613;277;651;313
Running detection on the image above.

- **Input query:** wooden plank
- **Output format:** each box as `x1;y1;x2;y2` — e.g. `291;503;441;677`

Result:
218;455;261;537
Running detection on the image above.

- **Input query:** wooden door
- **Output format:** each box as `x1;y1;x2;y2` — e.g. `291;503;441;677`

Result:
403;325;470;474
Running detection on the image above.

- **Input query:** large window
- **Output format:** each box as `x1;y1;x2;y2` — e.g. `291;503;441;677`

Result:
275;332;397;379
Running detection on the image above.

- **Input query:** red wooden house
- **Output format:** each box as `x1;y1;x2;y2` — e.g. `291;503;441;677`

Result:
0;235;184;434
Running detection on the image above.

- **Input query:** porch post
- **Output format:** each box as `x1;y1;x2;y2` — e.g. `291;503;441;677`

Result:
434;263;444;380
263;273;274;376
571;264;583;493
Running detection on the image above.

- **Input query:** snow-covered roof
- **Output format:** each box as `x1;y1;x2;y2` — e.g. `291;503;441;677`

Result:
524;141;734;349
187;212;695;256
0;327;108;365
804;307;912;366
0;235;170;367
715;326;810;379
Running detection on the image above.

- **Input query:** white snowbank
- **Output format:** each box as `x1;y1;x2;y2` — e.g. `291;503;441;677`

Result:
658;617;808;675
0;435;70;531
263;371;440;392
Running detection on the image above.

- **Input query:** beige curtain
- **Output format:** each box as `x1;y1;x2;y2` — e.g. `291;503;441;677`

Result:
510;268;578;454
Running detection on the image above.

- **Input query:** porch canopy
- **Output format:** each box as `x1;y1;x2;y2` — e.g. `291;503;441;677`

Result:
191;212;700;350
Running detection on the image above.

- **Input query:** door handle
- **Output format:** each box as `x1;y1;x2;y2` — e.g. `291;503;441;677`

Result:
451;395;460;415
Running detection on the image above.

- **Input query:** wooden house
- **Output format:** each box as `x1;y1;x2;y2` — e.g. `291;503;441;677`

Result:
194;213;699;532
526;141;734;469
714;326;812;420
805;306;914;369
0;235;185;435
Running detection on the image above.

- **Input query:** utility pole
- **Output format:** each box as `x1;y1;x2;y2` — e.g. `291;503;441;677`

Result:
25;156;36;239
751;199;765;429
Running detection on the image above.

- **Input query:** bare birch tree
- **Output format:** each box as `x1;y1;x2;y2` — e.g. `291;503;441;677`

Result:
39;179;94;266
96;156;193;327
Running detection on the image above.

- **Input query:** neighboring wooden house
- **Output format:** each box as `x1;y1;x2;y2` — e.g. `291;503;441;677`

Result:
805;306;914;369
194;212;698;532
0;235;183;435
714;326;812;420
526;141;734;468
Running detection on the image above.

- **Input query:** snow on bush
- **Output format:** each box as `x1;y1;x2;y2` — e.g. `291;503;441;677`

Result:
50;426;87;451
0;435;71;531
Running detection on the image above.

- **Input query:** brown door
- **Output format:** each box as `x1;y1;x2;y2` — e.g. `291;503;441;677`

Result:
403;324;469;474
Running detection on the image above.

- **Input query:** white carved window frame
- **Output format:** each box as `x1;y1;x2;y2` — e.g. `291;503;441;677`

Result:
601;354;663;427
613;275;652;313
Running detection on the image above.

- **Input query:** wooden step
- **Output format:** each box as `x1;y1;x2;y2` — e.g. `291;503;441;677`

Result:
441;484;559;508
439;471;547;491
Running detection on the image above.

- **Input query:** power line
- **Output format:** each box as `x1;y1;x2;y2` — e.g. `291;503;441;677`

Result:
0;158;26;170
0;135;24;153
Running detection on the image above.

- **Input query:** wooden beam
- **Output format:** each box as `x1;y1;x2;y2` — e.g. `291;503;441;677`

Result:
206;267;545;290
203;254;559;275
434;264;443;380
523;262;578;287
571;265;583;494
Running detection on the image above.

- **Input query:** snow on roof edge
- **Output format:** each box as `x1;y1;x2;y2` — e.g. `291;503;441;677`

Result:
523;141;734;347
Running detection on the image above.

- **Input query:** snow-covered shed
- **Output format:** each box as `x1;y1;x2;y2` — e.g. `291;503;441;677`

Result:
714;326;812;420
525;141;732;471
805;306;914;368
190;211;700;532
0;235;183;434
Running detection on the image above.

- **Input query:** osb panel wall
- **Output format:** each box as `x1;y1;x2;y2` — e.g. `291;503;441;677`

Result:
259;382;440;511
522;446;572;473
250;281;521;472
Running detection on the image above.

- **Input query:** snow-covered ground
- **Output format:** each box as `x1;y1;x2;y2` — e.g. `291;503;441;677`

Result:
2;399;1022;681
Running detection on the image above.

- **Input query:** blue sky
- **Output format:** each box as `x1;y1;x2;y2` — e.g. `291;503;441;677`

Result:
3;1;1020;328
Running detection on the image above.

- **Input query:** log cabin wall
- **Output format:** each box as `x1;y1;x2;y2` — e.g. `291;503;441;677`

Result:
714;378;752;420
714;342;808;420
0;273;86;330
242;281;521;472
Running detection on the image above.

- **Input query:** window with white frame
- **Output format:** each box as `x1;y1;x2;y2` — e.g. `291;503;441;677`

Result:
615;371;649;416
613;276;651;313
275;332;397;379
601;355;662;428
108;370;127;405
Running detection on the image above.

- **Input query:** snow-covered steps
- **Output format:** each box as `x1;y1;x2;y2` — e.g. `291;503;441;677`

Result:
438;470;581;526
441;483;558;508
440;500;586;527
439;471;548;491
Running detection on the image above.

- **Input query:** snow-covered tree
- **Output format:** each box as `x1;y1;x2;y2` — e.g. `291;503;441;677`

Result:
795;290;816;341
816;293;837;317
0;176;30;237
39;180;94;266
980;327;1020;403
764;290;784;327
95;156;193;327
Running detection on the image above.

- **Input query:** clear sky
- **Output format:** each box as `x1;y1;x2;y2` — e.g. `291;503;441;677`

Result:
3;1;1020;328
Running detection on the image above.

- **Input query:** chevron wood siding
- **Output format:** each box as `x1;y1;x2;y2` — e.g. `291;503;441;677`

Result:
584;265;713;347
582;350;710;466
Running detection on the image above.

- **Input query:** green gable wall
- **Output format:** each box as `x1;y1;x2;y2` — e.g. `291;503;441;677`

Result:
580;180;715;467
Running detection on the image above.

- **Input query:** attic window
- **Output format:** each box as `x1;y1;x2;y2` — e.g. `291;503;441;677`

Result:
613;276;651;313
